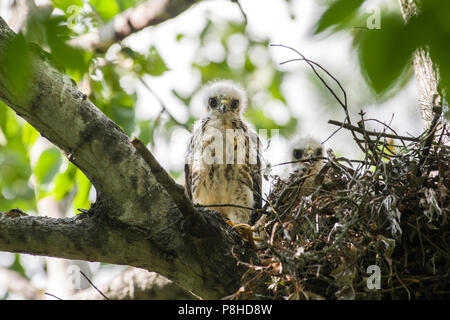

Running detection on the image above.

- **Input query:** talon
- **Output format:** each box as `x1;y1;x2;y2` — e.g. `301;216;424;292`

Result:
227;222;263;246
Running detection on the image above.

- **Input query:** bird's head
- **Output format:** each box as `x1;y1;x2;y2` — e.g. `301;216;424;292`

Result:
203;80;248;119
291;136;324;172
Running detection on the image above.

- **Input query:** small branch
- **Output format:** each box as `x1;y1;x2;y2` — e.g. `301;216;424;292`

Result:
328;120;419;142
231;0;248;25
195;203;255;211
44;292;63;300
80;271;109;300
69;0;199;52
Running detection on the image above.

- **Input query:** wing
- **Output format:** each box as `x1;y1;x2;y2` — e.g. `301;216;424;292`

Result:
250;133;262;225
184;136;194;200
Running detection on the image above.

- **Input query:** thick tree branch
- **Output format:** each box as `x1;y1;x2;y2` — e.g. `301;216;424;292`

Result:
69;0;200;52
0;16;257;299
0;212;156;268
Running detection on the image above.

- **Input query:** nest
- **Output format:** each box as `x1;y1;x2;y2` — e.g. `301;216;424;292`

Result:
230;117;449;300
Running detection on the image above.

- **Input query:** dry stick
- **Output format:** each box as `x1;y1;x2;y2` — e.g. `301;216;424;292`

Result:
328;120;419;142
195;203;255;211
131;138;198;218
418;108;441;176
358;111;379;164
364;117;407;147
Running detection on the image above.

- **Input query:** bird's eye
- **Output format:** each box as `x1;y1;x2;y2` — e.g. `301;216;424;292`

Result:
293;149;303;159
209;97;218;108
315;147;322;157
230;99;239;109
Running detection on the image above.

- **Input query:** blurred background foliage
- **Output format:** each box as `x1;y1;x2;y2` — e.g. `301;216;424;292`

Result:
0;0;448;299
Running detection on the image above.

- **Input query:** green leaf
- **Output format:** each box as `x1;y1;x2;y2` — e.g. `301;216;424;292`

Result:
34;147;62;186
269;71;286;103
51;0;83;12
43;16;89;76
2;32;31;96
73;170;91;210
137;120;154;146
22;123;39;150
125;45;169;76
355;14;414;97
90;0;120;21
52;162;77;200
145;46;169;76
9;254;27;279
315;0;364;33
116;0;139;11
110;93;137;135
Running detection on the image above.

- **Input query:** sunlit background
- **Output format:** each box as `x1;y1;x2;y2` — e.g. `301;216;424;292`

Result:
0;0;425;299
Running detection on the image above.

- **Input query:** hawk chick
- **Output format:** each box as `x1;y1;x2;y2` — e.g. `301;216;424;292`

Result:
184;80;262;226
291;136;324;174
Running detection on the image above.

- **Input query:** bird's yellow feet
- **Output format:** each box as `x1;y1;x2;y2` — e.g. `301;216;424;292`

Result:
227;221;263;245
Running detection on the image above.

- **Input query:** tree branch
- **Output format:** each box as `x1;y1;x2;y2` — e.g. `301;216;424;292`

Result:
69;0;200;52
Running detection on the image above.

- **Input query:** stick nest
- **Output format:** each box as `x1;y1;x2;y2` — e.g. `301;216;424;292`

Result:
232;121;449;300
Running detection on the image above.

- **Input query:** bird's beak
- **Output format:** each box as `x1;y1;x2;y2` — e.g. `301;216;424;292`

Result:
219;98;228;113
305;148;315;158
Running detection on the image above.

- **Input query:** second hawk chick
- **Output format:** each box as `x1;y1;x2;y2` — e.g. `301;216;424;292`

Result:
184;80;262;227
291;136;324;175
290;136;325;196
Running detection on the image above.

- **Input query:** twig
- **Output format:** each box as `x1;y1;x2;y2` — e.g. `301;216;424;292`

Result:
80;271;109;300
44;292;63;300
195;203;255;211
231;0;248;25
328;120;419;142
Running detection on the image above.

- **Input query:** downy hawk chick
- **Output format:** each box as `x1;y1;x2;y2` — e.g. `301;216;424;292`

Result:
291;136;324;174
184;80;262;229
290;136;325;196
